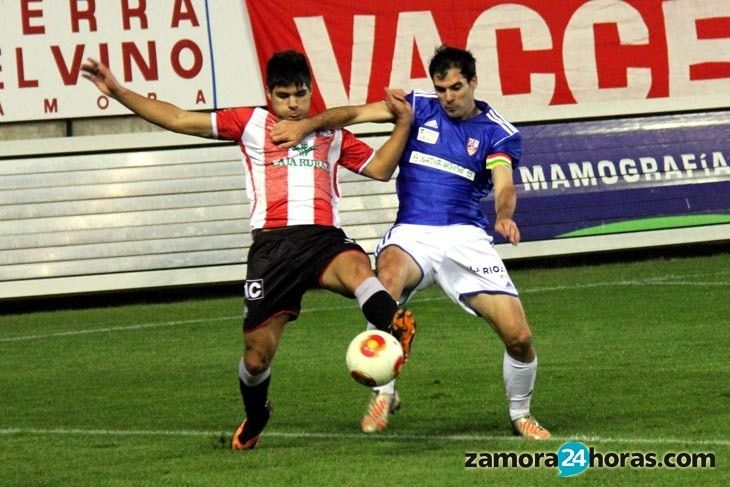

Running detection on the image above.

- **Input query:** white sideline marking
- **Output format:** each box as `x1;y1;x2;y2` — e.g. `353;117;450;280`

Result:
2;277;727;343
0;316;237;343
0;427;727;447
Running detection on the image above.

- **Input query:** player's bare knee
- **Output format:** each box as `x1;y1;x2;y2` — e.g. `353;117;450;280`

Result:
376;261;411;297
243;352;270;376
503;329;533;359
376;270;401;296
376;247;419;298
327;251;374;291
352;260;376;282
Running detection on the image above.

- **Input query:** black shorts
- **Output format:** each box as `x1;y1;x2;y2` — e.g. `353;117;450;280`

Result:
243;225;366;331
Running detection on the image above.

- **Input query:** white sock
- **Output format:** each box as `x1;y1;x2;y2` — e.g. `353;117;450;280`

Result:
365;322;397;395
354;276;387;307
373;380;396;395
503;351;537;421
238;358;271;386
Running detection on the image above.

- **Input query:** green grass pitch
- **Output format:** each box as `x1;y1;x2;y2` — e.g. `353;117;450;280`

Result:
1;251;728;486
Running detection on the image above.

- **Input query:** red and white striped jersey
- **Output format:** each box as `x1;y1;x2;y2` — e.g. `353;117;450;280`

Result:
212;107;375;230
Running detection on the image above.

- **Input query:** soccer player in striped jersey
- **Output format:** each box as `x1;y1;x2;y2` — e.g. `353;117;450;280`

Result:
81;51;416;449
271;45;550;439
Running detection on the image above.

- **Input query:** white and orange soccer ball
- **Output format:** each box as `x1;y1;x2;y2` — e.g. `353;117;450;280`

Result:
346;330;404;387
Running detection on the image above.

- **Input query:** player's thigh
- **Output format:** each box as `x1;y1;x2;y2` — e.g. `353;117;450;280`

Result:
320;249;375;295
466;293;532;346
437;229;519;314
375;224;443;299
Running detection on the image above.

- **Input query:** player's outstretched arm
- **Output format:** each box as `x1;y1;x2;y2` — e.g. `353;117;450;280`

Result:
492;165;521;245
361;90;412;182
81;58;213;138
271;96;398;148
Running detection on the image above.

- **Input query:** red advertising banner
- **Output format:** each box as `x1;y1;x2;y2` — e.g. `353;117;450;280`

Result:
245;0;730;122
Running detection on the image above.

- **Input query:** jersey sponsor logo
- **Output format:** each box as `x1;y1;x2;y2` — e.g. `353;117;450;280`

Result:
469;264;506;275
293;140;317;156
467;137;480;156
409;151;476;181
417;126;439;144
272;157;329;170
244;279;264;300
270;140;330;170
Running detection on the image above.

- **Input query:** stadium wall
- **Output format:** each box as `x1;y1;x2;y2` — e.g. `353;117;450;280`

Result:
1;113;728;300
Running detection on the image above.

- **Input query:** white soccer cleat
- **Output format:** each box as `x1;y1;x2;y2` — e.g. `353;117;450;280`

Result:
361;391;401;433
511;415;551;440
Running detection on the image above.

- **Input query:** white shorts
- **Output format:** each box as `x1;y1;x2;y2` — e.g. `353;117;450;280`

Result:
375;224;519;316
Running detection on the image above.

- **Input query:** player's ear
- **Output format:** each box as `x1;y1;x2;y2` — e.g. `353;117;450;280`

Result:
266;90;273;102
470;76;478;91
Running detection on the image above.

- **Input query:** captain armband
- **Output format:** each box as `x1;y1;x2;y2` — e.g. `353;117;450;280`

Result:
485;152;512;170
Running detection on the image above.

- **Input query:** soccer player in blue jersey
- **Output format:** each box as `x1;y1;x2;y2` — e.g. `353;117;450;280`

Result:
271;45;550;439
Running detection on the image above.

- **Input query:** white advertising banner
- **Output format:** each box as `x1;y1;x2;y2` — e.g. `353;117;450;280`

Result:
0;0;265;122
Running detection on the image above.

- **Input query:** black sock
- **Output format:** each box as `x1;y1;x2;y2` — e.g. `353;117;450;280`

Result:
239;375;271;435
361;290;398;332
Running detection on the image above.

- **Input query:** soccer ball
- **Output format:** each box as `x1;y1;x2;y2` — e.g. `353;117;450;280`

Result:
346;330;404;387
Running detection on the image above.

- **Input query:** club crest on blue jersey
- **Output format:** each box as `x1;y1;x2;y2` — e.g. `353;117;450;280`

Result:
466;137;480;156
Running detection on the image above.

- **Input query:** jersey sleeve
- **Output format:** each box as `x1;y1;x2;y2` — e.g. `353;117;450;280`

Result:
212;107;255;141
488;130;522;170
408;90;429;126
338;129;375;173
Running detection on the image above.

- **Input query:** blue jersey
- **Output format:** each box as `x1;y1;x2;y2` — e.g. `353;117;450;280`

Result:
395;90;521;229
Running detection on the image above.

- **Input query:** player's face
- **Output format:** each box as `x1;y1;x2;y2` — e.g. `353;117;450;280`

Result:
432;68;478;120
267;84;312;121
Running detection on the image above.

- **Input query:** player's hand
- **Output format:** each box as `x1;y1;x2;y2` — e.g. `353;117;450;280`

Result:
384;88;411;123
80;58;121;97
385;88;407;103
495;217;521;245
271;119;312;148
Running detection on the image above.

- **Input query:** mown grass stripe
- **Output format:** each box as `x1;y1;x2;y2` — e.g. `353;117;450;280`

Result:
2;277;727;343
1;427;727;447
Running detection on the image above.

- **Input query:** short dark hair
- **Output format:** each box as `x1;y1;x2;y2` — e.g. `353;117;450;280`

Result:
428;45;477;82
265;50;312;91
